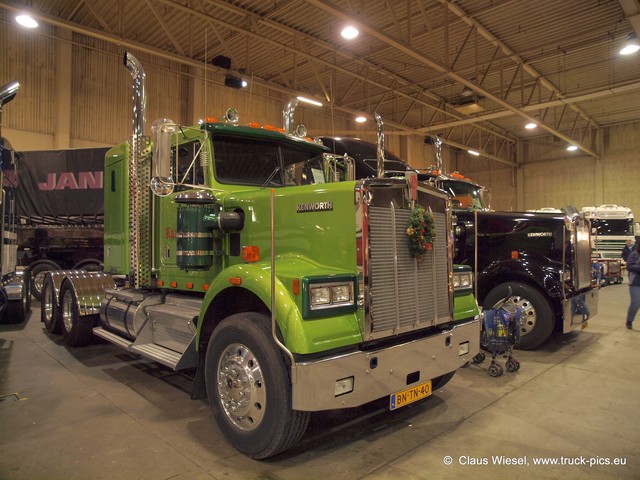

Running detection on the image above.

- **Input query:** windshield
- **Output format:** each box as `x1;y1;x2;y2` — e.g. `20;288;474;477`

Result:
439;179;488;210
212;135;326;186
590;218;634;236
362;159;413;176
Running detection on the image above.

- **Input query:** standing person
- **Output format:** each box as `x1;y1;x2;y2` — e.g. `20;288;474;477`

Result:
626;242;640;329
622;239;633;263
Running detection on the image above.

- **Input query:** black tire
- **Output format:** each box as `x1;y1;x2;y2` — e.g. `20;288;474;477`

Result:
5;271;31;324
71;259;103;272
484;282;554;350
505;359;518;372
431;371;456;391
22;268;32;315
41;274;61;334
472;352;486;364
205;312;310;459
6;296;26;324
30;260;61;302
60;281;94;347
488;363;503;377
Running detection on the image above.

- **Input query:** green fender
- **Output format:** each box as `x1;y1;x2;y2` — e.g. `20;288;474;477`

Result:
196;260;363;354
454;291;480;321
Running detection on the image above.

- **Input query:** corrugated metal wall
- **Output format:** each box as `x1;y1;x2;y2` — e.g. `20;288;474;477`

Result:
3;18;639;219
0;11;55;135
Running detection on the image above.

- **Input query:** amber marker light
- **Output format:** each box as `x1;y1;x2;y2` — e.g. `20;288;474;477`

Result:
293;278;300;295
158;280;164;287
186;282;193;289
242;246;260;263
203;284;209;291
170;281;178;288
229;277;242;286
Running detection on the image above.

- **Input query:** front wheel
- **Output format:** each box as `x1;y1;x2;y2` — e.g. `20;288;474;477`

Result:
431;371;456;391
60;282;94;347
484;282;554;350
205;313;310;459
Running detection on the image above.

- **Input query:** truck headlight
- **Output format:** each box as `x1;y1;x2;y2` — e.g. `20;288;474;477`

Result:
310;286;331;306
453;265;473;294
303;275;358;318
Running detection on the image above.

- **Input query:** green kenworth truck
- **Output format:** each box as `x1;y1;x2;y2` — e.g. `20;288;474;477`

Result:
41;52;480;459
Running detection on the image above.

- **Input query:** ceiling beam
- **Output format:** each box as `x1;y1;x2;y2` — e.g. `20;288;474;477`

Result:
420;81;640;132
304;0;598;157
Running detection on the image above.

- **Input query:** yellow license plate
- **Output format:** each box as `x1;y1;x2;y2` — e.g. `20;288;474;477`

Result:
390;380;432;410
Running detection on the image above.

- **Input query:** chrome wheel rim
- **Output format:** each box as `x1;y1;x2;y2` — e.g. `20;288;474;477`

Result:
216;343;266;431
43;285;54;324
61;290;74;333
502;295;536;337
34;271;47;295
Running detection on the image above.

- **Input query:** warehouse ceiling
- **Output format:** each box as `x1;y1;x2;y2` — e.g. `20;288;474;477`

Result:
2;0;640;165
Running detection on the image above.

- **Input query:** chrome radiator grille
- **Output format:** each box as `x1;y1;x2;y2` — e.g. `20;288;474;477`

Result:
368;206;450;334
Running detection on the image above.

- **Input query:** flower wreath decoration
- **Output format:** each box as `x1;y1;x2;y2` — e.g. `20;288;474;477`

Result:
406;206;436;260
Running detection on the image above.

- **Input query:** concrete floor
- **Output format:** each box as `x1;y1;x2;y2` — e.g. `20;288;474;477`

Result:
1;282;639;480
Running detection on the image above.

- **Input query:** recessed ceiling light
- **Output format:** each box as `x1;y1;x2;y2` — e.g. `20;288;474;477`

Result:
16;14;38;29
525;122;537;129
355;116;366;123
341;26;359;40
468;150;480;156
620;34;640;55
567;145;578;151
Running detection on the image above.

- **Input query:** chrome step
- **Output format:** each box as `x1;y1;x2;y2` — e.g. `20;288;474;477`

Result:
93;327;133;350
130;343;183;370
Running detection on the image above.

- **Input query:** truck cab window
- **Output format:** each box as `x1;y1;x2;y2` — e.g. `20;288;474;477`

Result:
213;135;325;186
440;180;488;210
173;141;205;187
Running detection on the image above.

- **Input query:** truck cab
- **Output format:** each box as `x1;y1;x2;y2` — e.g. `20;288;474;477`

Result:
0;81;31;325
40;53;480;459
319;136;598;350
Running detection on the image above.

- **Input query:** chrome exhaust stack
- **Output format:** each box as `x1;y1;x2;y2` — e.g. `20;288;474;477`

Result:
433;135;443;173
374;113;384;178
124;52;152;288
283;98;298;134
0;80;19;140
124;53;146;136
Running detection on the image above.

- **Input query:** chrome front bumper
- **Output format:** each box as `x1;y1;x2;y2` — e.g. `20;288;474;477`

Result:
291;317;480;411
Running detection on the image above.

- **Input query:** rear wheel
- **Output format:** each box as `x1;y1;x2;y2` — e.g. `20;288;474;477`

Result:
30;260;61;302
41;275;60;334
205;313;310;459
71;259;103;272
60;282;94;347
484;282;554;350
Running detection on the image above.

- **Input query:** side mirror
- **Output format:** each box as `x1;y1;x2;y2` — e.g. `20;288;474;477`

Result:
150;118;176;197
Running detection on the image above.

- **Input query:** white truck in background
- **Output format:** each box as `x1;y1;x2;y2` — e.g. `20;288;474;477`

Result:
581;205;635;260
581;204;634;285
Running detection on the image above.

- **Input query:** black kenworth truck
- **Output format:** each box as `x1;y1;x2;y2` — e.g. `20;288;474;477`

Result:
320;136;598;350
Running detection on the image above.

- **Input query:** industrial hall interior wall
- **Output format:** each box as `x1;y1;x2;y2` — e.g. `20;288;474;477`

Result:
1;14;638;217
